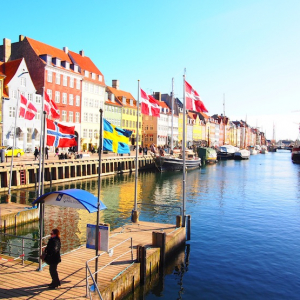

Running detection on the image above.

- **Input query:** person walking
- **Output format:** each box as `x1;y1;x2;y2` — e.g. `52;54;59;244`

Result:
45;147;49;160
34;147;39;160
44;228;61;289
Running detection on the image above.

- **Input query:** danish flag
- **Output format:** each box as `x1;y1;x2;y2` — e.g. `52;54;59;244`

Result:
140;89;160;117
44;91;60;119
185;80;208;113
46;118;77;148
19;95;37;120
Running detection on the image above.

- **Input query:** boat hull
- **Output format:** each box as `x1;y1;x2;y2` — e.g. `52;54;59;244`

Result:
292;147;300;164
154;156;201;172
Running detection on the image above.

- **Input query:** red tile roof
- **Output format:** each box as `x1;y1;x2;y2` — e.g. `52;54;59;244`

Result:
105;99;122;107
158;101;169;109
199;112;210;119
68;50;105;85
2;58;23;87
107;86;136;108
26;37;72;62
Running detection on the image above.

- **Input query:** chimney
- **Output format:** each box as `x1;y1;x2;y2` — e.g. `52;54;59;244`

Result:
112;80;119;90
154;92;161;101
19;35;25;42
63;46;68;53
3;38;11;62
79;50;84;57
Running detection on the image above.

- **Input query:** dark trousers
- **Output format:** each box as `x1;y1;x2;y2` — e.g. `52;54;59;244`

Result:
49;263;60;285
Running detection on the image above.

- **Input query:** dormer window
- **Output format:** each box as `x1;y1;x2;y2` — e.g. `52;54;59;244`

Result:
52;58;61;67
85;70;89;77
111;94;115;102
122;97;126;104
130;99;133;106
98;75;102;81
92;73;96;80
61;61;70;69
73;65;78;72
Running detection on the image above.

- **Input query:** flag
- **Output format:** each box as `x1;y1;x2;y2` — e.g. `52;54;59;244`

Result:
46;118;77;148
103;119;132;154
19;95;37;120
185;80;208;113
140;89;160;117
45;91;60;119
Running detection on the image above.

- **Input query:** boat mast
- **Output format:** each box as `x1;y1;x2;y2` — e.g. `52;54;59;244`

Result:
171;78;174;150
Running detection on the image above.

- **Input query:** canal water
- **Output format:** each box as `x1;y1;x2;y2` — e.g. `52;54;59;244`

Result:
2;150;300;299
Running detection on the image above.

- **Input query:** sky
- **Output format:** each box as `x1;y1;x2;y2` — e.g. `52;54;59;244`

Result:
2;0;300;140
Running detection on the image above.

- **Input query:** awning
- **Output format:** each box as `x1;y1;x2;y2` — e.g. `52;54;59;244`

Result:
32;189;107;213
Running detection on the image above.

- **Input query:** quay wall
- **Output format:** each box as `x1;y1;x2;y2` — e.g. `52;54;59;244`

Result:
0;155;154;193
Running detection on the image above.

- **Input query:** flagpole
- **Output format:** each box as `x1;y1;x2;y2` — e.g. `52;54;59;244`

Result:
38;88;45;197
41;111;46;195
7;91;21;201
131;80;139;223
171;77;174;150
95;108;103;283
182;72;186;227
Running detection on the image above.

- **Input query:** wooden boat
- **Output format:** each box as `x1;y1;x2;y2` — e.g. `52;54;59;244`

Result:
151;149;201;172
217;145;237;160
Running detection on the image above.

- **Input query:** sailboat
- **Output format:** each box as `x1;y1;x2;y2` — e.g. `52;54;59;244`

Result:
151;78;201;172
292;125;300;164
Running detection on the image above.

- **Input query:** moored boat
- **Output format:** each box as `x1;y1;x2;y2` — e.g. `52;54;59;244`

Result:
217;145;237;160
234;149;250;160
197;147;217;164
151;149;201;172
292;140;300;164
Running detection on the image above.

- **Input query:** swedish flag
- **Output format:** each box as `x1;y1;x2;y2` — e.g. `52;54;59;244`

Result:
103;119;133;154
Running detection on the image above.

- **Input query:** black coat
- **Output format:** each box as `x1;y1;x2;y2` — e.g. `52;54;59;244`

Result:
45;237;61;265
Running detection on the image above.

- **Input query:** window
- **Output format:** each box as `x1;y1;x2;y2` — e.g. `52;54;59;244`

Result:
84;113;88;122
122;120;125;127
47;89;52;100
55;91;60;103
56;74;60;84
89;84;94;93
62;93;67;104
94;130;98;138
35;112;40;120
63;75;67;86
20;77;26;86
69;94;74;105
62;110;67;121
76;79;80;89
76;112;80;123
89;113;93;123
95;85;99;94
126;120;128;127
89;129;93;138
83;129;87;138
89;99;93;107
92;73;96;80
9;107;16;117
69;111;73;122
76;96;80;106
84;82;89;92
85;70;89;77
94;100;99;108
28;94;33;102
35;95;41;103
47;71;52;83
95;114;99;123
84;98;88;106
98;75;102;81
70;77;74;88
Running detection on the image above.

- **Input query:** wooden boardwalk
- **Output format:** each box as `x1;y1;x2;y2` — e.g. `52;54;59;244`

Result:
0;221;179;299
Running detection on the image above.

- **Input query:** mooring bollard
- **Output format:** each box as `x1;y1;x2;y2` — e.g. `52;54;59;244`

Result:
186;215;191;241
137;245;147;285
176;215;182;228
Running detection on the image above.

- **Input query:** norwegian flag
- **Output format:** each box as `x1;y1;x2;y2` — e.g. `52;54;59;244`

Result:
46;118;77;148
185;80;208;113
44;91;60;119
140;88;160;117
19;95;37;120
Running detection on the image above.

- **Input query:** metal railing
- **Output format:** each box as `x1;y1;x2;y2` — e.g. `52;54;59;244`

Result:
85;237;134;299
0;232;50;265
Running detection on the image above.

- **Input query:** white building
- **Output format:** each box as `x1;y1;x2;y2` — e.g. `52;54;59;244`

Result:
2;58;42;151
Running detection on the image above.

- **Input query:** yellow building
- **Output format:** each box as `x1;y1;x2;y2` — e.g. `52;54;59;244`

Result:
191;113;202;145
0;63;6;146
106;82;141;146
